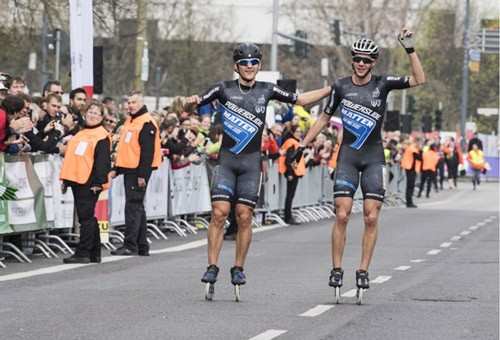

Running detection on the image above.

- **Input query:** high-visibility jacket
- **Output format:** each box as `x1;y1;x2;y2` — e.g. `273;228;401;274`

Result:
401;144;421;172
329;144;340;170
278;137;305;177
422;149;439;171
60;126;110;185
467;149;485;170
115;113;161;169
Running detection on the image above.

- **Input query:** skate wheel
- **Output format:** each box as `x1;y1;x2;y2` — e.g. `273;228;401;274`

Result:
234;285;241;302
334;287;341;304
205;283;215;301
356;288;363;305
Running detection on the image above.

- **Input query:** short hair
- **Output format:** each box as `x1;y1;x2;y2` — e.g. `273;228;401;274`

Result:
102;96;114;104
69;87;87;100
7;76;25;89
42;80;62;96
1;95;25;115
128;90;143;97
83;100;105;116
46;93;62;103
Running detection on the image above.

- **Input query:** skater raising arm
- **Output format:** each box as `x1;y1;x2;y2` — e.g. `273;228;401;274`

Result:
398;28;426;87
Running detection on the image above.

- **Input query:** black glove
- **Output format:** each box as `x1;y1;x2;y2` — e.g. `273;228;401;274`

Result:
290;146;305;162
398;29;415;54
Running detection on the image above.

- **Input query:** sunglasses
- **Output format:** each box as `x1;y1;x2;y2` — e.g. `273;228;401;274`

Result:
352;56;374;64
105;119;117;124
236;58;261;66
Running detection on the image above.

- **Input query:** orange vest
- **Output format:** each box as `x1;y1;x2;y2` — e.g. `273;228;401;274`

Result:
401;144;421;172
328;144;340;169
115;113;162;169
422;150;439;171
278;138;306;177
467;150;485;170
60;126;110;185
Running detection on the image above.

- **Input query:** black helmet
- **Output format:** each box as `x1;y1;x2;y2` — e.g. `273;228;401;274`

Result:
233;43;262;63
351;38;379;59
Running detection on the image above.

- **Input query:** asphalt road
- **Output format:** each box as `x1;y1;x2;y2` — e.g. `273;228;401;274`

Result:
0;181;498;340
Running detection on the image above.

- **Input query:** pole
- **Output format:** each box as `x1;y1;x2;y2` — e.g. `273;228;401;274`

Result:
41;10;49;86
54;29;61;81
460;0;470;149
155;66;161;111
401;89;407;115
134;0;146;92
270;0;279;72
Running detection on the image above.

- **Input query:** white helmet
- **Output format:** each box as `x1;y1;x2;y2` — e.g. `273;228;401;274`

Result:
351;38;379;58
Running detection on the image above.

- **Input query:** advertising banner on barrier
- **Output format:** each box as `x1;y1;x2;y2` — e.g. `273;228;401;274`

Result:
0;154;11;234
145;160;169;220
33;154;54;224
109;175;125;227
263;161;281;212
50;156;74;229
170;163;211;216
5;155;46;233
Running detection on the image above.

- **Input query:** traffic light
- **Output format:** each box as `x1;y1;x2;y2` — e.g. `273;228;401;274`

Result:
294;30;309;58
422;114;432;133
407;95;416;114
434;109;443;130
329;20;341;45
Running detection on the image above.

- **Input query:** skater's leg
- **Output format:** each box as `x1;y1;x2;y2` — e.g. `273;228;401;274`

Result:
359;199;382;271
332;197;353;268
208;201;231;265
234;203;253;267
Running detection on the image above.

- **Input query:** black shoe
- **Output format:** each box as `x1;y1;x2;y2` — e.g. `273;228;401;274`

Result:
406;203;418;208
138;248;150;256
63;255;90;264
223;233;237;241
110;247;137;256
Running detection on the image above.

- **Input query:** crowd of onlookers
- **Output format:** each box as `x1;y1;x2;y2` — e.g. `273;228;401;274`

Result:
0;72;485;199
0;73;342;177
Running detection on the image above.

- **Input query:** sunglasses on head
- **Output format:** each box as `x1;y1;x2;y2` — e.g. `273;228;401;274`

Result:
352;56;374;64
236;58;260;66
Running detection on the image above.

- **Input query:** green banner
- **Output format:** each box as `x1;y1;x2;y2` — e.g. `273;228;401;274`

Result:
0;154;12;234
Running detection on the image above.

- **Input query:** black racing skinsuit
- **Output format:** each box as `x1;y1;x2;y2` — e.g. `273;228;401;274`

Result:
198;80;297;207
324;75;411;201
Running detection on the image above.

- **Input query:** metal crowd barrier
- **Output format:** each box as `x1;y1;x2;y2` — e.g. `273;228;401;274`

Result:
0;153;405;268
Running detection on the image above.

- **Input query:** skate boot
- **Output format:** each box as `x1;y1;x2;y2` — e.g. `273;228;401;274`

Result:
355;269;369;305
201;264;219;301
230;266;246;302
329;267;343;304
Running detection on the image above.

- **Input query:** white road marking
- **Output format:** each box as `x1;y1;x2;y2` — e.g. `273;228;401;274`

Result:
410;259;426;263
440;242;452;248
469;225;479;231
249;330;287;340
341;289;358;297
476;222;485;227
460;230;471;236
450;236;462;241
450;247;459;250
394;266;411;271
299;304;334;317
489;215;497;220
0;224;290;283
372;275;392;284
427;249;441;255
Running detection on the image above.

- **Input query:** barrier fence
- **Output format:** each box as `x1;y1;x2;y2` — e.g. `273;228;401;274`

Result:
0;153;409;267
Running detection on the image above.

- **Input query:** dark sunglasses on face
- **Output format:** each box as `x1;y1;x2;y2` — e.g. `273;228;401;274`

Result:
236;58;260;66
105;119;117;124
352;56;374;64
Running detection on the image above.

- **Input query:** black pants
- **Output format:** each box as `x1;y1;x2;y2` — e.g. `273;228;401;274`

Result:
71;185;100;258
124;172;151;252
418;170;434;198
405;170;416;205
284;175;299;222
437;160;445;189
